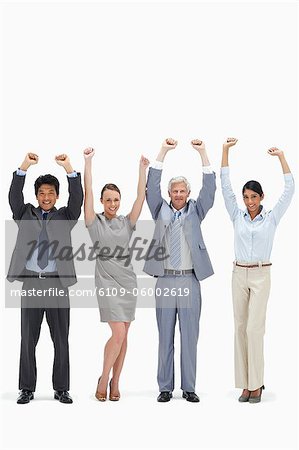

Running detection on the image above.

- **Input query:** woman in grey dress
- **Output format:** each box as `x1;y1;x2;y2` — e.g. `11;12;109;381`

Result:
83;147;149;401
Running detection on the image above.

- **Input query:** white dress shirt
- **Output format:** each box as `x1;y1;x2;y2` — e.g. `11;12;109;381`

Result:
163;204;193;270
151;160;213;269
220;166;295;263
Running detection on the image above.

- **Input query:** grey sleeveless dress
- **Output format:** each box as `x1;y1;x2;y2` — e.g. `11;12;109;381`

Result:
87;213;137;322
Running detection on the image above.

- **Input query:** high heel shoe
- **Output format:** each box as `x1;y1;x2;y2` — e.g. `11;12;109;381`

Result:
109;379;120;401
249;385;265;404
238;389;250;402
95;377;107;402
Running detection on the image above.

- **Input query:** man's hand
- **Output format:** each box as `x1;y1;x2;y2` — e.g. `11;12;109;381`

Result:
139;155;150;170
161;138;178;152
192;139;211;166
191;139;206;153
156;138;178;162
55;154;74;173
19;153;39;171
223;137;238;149
83;147;95;160
267;147;283;157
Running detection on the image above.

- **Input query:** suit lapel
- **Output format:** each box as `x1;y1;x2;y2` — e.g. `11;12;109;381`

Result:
159;201;173;240
32;207;43;220
182;201;194;248
47;207;57;220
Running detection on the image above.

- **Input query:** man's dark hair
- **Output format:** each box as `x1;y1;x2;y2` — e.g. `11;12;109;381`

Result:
34;174;60;196
100;183;121;199
242;180;263;197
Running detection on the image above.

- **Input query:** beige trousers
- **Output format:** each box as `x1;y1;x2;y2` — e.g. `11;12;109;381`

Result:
232;263;271;391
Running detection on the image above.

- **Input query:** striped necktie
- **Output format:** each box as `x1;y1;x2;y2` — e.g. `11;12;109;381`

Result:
170;210;181;269
37;212;49;270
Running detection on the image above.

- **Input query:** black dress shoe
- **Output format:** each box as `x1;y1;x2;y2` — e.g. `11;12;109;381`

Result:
157;391;172;402
182;391;200;402
17;389;34;404
54;390;73;404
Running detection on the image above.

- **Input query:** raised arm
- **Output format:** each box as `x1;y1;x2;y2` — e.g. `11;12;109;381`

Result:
128;156;150;226
267;147;295;224
146;138;177;219
191;139;216;220
220;138;240;221
221;138;238;167
83;148;96;226
267;147;291;174
9;152;39;220
55;153;74;174
155;138;178;163
55;153;83;220
191;139;211;166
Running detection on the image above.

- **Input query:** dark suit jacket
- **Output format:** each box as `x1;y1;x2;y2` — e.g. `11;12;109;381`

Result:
7;171;83;287
143;167;216;282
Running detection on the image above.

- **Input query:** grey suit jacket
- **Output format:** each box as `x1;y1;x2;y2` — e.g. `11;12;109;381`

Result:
7;171;83;287
143;167;216;282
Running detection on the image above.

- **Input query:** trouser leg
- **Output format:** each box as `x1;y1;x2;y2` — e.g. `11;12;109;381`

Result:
45;307;70;391
178;275;201;392
232;266;250;389
247;267;271;390
155;276;177;392
19;307;44;391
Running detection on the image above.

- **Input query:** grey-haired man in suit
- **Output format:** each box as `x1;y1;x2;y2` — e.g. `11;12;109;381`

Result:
144;138;216;402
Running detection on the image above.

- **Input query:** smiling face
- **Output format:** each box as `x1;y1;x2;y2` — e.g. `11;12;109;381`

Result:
243;188;264;219
101;189;121;219
168;182;190;211
36;184;59;211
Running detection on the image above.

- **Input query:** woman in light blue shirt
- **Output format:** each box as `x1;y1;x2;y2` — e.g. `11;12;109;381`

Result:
221;138;294;403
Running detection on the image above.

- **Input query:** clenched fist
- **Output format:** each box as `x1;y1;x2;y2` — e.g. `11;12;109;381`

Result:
267;147;283;156
83;147;95;160
161;138;178;152
55;154;70;166
139;155;150;170
55;154;74;174
19;153;39;171
191;139;206;152
223;137;238;149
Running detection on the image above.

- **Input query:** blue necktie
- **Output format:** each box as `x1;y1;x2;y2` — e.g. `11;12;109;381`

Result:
170;211;181;269
37;212;49;270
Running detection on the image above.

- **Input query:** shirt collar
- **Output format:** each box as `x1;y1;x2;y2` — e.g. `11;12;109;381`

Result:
243;205;266;219
39;207;54;215
171;203;187;214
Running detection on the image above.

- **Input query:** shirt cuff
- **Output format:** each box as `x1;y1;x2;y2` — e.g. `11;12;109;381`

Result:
220;166;230;175
202;165;213;174
67;171;77;178
16;168;27;176
150;160;163;170
284;173;293;180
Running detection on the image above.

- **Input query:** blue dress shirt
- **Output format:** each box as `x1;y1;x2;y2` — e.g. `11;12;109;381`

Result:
220;166;295;263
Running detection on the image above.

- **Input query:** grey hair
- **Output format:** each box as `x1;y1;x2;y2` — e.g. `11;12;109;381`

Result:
168;176;191;193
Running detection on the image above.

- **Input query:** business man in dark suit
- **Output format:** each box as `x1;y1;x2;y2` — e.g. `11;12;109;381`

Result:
144;138;216;403
7;152;83;404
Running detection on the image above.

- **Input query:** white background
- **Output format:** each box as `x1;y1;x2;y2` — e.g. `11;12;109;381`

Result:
0;1;298;449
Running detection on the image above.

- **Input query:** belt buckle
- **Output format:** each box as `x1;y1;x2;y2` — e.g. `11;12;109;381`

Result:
39;272;46;279
175;270;182;275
